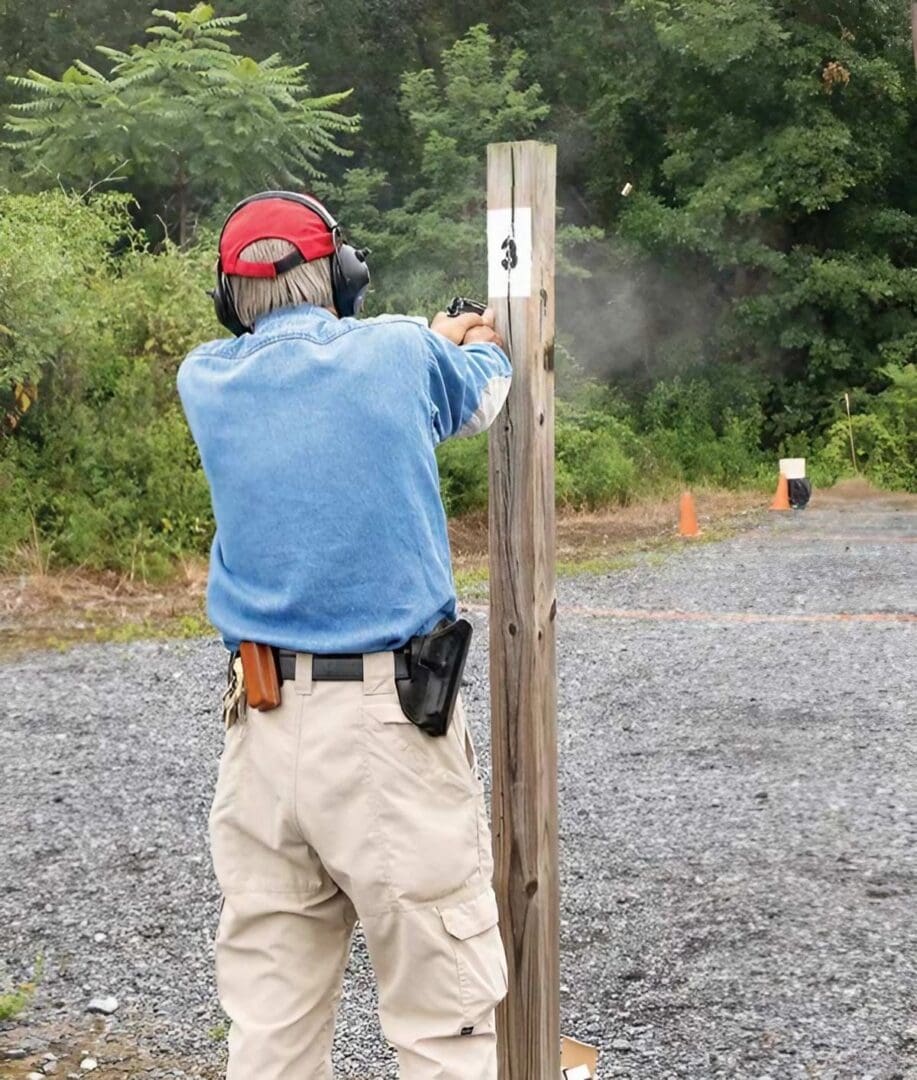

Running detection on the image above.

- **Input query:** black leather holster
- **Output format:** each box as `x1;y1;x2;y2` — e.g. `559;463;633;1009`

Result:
396;618;473;737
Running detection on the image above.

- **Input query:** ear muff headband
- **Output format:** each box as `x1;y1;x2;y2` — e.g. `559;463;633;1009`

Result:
212;191;370;334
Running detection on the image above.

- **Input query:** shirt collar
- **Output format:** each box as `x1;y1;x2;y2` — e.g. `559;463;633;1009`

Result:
254;303;338;333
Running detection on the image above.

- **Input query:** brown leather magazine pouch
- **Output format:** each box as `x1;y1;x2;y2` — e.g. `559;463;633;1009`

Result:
239;641;282;711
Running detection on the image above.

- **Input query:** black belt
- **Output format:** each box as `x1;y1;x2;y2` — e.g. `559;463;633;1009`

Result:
276;649;410;683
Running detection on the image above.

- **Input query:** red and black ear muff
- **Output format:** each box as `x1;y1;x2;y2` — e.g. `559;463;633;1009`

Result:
210;191;371;335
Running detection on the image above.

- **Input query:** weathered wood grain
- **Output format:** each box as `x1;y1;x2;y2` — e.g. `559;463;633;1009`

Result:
486;140;559;1080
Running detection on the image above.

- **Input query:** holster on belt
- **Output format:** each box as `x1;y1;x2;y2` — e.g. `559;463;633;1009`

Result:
396;618;473;737
239;641;282;711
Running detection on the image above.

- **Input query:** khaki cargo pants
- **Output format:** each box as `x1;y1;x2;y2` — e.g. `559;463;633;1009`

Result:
210;650;507;1079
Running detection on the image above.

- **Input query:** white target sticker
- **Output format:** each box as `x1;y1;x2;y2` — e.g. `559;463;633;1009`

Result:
487;207;532;300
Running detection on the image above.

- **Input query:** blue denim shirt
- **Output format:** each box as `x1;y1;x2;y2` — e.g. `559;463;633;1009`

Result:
177;304;511;653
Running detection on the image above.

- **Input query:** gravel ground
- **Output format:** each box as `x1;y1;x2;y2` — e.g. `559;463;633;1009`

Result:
1;501;915;1079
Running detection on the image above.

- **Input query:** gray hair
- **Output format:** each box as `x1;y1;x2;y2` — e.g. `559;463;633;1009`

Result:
229;238;335;327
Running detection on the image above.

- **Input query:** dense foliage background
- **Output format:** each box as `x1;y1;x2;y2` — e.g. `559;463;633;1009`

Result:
0;1;914;575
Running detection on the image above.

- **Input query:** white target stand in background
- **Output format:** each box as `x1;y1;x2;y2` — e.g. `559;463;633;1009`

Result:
779;457;812;509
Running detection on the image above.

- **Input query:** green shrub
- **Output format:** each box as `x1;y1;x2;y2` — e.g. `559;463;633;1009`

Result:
640;372;770;485
812;365;917;490
556;426;638;508
436;435;490;516
0;192;219;576
0;191;130;389
0;453;46;560
437;404;643;516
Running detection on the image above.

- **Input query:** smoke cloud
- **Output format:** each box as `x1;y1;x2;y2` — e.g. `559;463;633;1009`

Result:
555;236;723;387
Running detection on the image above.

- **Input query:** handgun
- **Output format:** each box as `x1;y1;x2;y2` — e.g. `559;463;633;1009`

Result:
446;296;487;317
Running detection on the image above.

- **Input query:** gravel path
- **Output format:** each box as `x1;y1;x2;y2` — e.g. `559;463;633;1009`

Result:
1;501;915;1079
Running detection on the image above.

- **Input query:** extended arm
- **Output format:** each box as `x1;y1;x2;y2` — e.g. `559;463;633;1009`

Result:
425;324;512;443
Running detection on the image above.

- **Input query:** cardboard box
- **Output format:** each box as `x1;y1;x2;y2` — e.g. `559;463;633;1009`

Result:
561;1035;598;1079
778;456;806;480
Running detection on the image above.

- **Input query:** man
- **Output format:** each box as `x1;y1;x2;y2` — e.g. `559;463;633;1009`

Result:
177;191;511;1080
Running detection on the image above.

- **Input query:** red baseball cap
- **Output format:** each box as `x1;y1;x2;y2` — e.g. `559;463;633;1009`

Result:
219;196;336;278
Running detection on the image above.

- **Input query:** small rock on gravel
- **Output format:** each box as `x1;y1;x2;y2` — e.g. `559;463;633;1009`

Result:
86;995;119;1014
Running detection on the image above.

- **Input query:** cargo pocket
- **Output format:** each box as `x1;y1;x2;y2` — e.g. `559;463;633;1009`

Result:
437;888;508;1027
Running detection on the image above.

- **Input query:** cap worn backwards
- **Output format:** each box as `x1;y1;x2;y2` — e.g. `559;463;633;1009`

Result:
219;198;337;278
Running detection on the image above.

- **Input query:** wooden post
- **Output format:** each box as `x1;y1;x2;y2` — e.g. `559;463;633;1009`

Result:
486;140;558;1079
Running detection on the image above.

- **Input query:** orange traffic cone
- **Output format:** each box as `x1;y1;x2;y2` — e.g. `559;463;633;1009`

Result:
770;472;790;511
679;491;700;537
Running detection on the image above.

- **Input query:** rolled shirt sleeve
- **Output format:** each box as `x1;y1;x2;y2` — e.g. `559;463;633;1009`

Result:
424;329;512;444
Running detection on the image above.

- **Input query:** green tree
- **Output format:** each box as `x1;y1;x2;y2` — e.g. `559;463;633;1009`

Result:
330;24;549;313
3;3;358;242
563;0;917;439
0;2;154;108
